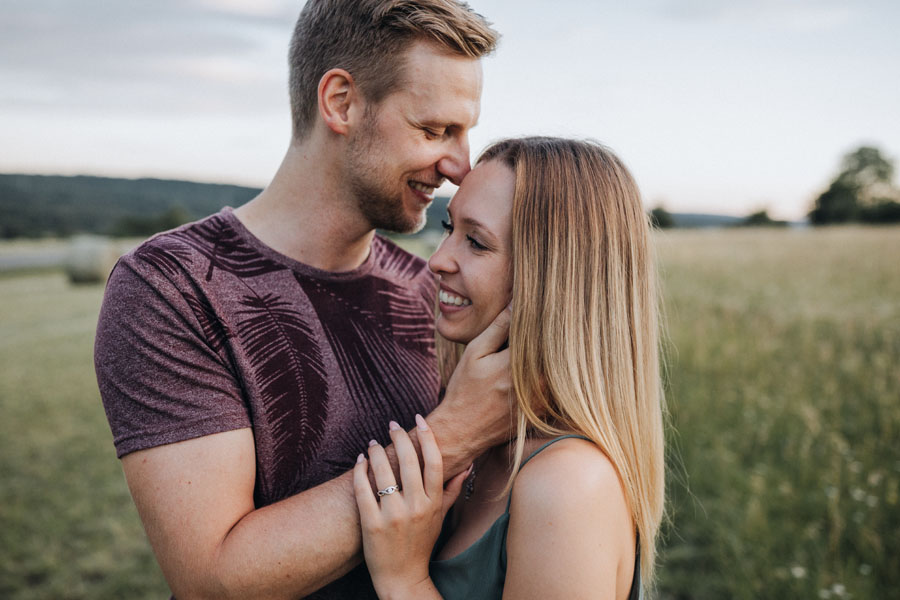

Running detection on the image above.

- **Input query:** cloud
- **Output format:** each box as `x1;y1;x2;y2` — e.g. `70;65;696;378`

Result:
0;0;298;116
657;0;858;31
192;0;300;20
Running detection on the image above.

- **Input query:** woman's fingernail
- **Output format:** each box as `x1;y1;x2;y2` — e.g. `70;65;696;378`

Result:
368;439;378;447
415;414;429;431
389;420;401;432
357;453;365;463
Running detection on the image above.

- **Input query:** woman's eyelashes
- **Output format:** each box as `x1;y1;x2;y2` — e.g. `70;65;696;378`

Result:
466;235;489;252
441;219;489;252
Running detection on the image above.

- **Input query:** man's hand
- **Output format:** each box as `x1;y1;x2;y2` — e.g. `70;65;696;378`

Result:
428;306;513;476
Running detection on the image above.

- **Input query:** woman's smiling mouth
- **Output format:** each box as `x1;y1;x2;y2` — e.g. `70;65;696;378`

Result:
439;289;471;306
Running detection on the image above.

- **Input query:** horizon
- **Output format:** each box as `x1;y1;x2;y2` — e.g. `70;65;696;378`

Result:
2;0;899;221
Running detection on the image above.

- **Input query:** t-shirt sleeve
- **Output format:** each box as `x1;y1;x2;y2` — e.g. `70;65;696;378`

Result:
95;253;250;458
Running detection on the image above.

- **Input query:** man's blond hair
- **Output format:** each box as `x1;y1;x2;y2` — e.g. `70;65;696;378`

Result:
289;0;499;139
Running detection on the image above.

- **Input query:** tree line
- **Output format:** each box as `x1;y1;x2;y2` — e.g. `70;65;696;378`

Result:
0;175;261;239
652;145;900;229
2;145;897;239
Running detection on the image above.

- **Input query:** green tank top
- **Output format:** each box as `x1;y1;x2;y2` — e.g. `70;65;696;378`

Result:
429;435;642;599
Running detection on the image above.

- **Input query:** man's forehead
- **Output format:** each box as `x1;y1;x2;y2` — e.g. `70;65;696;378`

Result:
392;52;482;125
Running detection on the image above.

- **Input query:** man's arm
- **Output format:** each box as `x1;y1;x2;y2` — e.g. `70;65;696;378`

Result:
120;308;512;599
122;428;361;600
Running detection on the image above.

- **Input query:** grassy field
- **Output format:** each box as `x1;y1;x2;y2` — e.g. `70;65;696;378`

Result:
1;227;898;599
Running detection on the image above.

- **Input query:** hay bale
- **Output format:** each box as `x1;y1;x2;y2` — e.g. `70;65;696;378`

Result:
65;236;121;284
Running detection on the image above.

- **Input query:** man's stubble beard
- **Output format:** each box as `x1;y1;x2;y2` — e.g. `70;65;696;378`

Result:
346;116;427;235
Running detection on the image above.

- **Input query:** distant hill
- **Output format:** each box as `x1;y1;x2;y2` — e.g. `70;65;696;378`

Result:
0;174;261;238
670;212;744;228
1;172;750;238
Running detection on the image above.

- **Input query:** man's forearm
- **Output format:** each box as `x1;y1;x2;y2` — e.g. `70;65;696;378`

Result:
200;419;482;599
128;410;502;600
124;430;366;600
207;472;363;600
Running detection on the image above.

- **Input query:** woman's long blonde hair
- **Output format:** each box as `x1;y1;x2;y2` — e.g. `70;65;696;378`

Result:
438;137;665;588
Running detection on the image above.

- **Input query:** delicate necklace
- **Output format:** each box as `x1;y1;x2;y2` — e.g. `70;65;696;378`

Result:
463;444;508;501
463;461;477;501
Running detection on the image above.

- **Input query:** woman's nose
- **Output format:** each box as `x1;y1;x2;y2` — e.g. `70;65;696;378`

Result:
428;237;457;275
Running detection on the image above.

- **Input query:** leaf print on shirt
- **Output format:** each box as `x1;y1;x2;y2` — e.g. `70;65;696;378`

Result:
134;236;193;276
184;291;230;354
175;214;284;281
294;272;439;460
236;291;328;501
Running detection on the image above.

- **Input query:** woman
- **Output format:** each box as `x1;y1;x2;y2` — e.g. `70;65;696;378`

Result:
353;137;665;599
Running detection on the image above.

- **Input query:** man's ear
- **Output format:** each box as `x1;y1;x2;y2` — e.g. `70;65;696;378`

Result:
318;68;364;136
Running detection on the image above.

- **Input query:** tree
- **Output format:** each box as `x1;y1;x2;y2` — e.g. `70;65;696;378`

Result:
110;205;193;237
809;146;900;224
650;206;675;229
740;210;787;227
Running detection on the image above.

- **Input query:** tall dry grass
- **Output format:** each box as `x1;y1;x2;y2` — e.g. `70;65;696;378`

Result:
656;227;899;599
0;227;897;598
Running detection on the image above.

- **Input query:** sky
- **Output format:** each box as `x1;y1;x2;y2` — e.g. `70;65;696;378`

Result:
2;0;899;220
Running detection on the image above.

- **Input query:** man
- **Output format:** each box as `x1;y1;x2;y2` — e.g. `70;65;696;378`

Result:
94;1;509;598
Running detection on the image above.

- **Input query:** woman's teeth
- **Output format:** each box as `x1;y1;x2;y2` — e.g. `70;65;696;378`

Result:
439;290;471;306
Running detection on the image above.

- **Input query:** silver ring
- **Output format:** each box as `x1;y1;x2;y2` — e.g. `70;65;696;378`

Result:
377;484;401;497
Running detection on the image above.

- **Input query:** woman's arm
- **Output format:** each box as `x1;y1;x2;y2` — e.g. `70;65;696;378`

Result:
502;439;636;600
353;415;468;600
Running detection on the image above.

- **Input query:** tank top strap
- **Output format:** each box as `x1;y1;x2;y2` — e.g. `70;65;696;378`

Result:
505;434;591;511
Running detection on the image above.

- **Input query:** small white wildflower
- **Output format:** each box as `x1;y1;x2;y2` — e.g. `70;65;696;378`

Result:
790;566;807;579
851;488;865;501
859;564;872;575
866;495;878;507
832;583;846;597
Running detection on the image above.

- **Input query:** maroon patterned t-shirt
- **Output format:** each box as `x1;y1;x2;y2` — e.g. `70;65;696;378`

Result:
95;207;440;598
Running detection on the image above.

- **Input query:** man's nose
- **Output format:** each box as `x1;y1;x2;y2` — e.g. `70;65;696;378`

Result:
437;136;471;185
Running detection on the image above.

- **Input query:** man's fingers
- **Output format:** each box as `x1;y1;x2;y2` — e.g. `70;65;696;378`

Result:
464;305;511;358
416;414;444;500
353;455;379;519
389;422;423;496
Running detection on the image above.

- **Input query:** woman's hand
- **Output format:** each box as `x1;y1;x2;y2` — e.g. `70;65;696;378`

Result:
353;414;468;599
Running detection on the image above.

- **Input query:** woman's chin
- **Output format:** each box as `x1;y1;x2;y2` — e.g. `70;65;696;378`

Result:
436;319;475;345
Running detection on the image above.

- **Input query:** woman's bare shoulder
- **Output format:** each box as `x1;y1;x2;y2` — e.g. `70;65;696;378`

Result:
503;437;634;598
512;437;625;508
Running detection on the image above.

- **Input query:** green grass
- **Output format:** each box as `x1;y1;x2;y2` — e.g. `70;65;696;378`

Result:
656;227;900;599
1;228;897;599
0;271;169;599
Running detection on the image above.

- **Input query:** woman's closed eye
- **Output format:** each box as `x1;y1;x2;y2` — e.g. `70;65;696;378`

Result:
466;235;488;252
442;219;490;252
